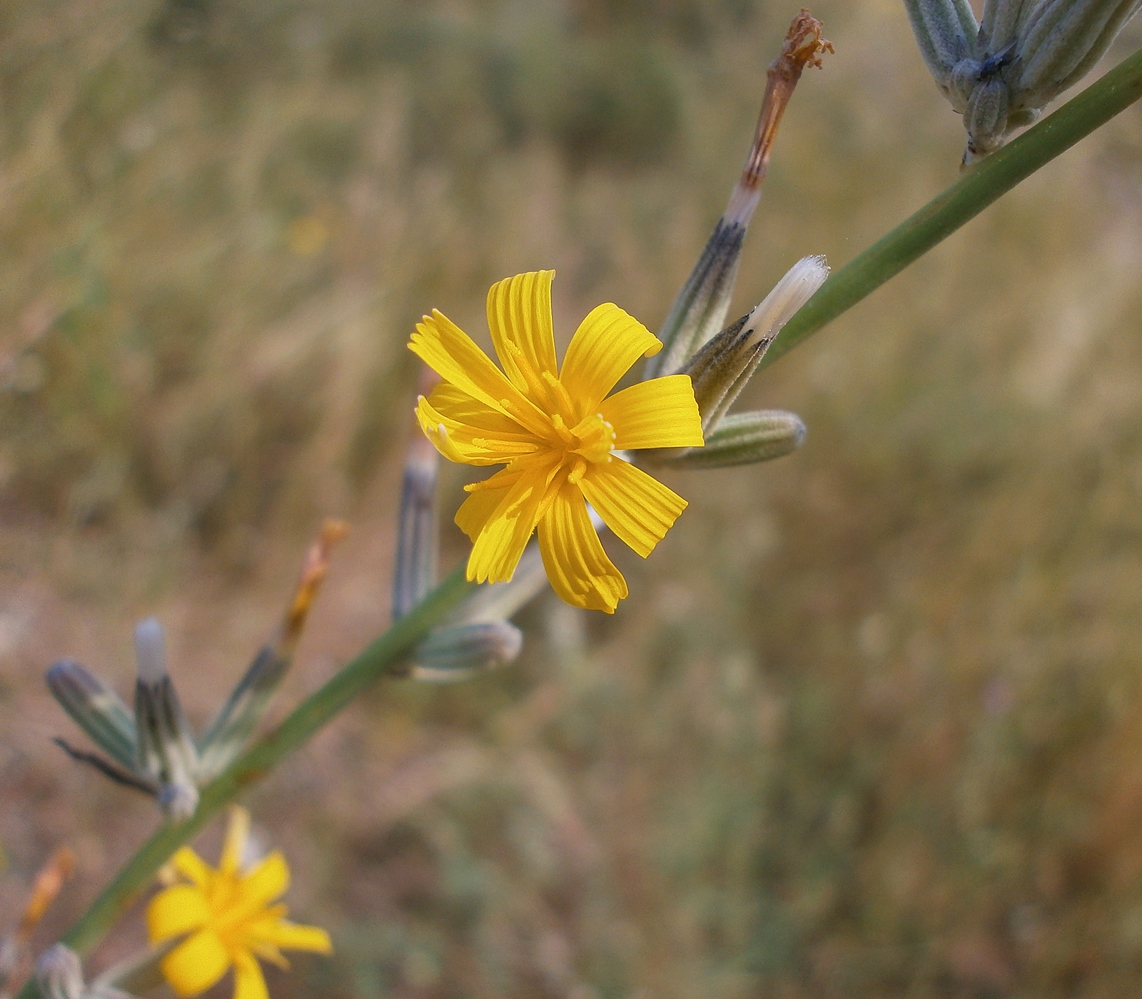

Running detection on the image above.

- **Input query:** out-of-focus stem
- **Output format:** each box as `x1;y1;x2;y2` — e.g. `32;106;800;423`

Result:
762;43;1142;368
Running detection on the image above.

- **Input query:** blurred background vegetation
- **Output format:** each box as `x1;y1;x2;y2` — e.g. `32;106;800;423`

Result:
2;0;1142;996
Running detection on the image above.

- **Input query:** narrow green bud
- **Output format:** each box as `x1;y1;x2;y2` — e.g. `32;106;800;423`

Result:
659;409;806;469
194;644;288;781
133;619;200;819
392;434;439;620
197;523;345;778
410;622;524;683
45;660;138;771
648;219;748;380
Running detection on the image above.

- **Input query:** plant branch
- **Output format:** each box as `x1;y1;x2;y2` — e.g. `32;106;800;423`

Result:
762;45;1142;368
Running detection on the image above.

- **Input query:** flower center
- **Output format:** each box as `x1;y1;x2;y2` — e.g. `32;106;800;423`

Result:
545;411;615;466
206;874;261;947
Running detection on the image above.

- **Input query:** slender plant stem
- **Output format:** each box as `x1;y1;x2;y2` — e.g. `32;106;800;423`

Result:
762;45;1142;368
18;45;1142;999
27;565;473;978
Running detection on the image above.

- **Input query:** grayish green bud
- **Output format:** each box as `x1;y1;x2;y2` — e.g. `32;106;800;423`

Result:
45;660;138;771
646;218;747;380
410;621;524;683
393;437;439;620
660;410;807;470
407;539;560;680
448;543;549;626
904;0;1142;162
1016;0;1142;108
903;0;979;93
194;644;288;781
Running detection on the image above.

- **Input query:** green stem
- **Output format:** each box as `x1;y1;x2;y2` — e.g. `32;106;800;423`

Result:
26;565;472;980
19;45;1142;999
762;46;1142;368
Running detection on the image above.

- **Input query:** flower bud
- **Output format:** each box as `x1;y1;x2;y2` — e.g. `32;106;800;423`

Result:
658;410;806;469
648;219;748;381
194;645;287;781
133;619;200;819
392;432;439;620
902;0;978;98
46;660;138;770
133;617;167;685
683;256;828;434
905;0;1142;162
198;520;346;778
410;622;524;683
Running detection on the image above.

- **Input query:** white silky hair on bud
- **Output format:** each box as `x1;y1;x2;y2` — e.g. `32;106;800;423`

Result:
134;617;168;684
742;255;830;349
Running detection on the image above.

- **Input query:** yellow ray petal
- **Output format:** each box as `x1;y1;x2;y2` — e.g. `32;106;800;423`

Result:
238;851;289;909
598;375;705;451
486;271;559;400
246;938;289;970
417;393;540;466
560;304;662;420
538;484;628;613
427;383;533;439
250;918;334;955
220;806;251;876
171;848;213;889
160;928;231;997
233;951;271;999
456;480;513;542
409;310;549;437
578;459;687;558
147;884;212;943
467;460;559;583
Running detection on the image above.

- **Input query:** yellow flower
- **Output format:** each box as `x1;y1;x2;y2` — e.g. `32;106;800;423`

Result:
147;807;332;999
409;270;704;612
